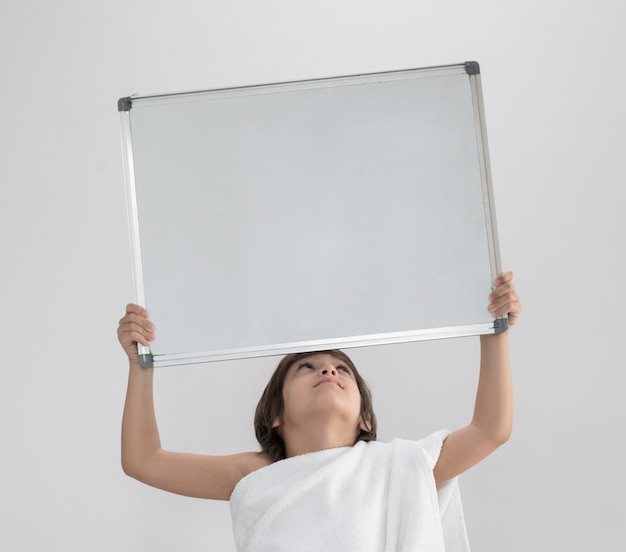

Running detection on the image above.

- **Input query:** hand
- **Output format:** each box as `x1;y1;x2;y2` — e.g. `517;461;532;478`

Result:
488;271;521;327
117;304;155;364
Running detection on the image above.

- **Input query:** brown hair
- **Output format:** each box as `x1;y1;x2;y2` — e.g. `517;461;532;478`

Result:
254;349;377;462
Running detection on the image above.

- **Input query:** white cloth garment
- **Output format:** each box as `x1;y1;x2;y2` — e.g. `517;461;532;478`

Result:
230;430;470;552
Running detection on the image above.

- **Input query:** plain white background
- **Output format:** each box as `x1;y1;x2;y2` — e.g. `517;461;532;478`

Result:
1;1;624;550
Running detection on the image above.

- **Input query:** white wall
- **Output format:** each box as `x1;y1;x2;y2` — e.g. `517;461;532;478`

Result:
1;1;624;550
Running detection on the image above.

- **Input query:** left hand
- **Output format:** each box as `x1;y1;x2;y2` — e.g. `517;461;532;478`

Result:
488;271;521;327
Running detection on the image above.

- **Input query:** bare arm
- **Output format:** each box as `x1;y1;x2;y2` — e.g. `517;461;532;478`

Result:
433;271;521;484
118;305;271;500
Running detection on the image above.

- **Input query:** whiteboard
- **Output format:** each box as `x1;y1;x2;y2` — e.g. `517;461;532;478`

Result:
119;61;505;367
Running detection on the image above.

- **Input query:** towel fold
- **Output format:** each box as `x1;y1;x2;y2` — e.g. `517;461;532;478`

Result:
230;430;470;551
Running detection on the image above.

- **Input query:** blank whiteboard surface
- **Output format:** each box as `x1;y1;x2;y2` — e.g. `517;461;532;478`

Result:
119;62;505;367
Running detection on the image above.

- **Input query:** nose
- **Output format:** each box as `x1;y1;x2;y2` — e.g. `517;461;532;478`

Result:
320;365;337;376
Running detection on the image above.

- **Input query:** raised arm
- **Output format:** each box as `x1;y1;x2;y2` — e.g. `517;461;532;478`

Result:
433;271;521;484
118;304;271;500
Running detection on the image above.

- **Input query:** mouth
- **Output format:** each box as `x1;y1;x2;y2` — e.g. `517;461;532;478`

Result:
315;378;343;389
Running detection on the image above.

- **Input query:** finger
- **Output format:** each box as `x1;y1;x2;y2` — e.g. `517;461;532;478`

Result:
489;301;521;319
118;318;154;337
493;271;514;287
119;310;154;332
118;322;154;347
489;281;516;302
125;303;149;317
120;311;153;326
488;288;519;309
488;294;521;318
118;311;155;333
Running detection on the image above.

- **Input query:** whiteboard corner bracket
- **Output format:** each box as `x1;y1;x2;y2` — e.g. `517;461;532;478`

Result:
139;353;154;368
494;317;508;334
465;61;480;75
118;97;133;112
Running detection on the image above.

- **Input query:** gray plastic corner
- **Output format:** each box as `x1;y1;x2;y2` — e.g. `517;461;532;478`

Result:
118;97;133;111
465;61;480;75
494;317;508;334
139;353;154;368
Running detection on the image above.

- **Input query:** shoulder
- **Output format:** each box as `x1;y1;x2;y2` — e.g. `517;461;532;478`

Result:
201;450;273;500
132;449;274;501
236;450;274;479
376;431;450;470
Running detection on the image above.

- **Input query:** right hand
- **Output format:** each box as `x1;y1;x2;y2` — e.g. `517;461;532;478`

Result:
117;304;155;364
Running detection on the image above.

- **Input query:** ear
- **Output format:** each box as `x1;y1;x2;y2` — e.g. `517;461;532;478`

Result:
358;414;372;433
272;416;282;429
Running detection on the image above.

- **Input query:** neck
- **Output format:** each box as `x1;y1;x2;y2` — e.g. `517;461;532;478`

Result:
282;420;358;458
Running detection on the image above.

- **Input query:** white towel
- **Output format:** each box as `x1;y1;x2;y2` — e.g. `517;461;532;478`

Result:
230;431;470;551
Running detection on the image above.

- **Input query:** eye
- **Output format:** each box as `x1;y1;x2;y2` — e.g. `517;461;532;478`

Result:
337;364;351;374
297;361;314;370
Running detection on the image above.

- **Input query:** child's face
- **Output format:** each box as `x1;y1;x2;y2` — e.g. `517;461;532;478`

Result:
274;352;369;437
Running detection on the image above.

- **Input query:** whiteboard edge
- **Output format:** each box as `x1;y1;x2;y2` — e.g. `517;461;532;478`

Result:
149;323;500;367
120;110;150;360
